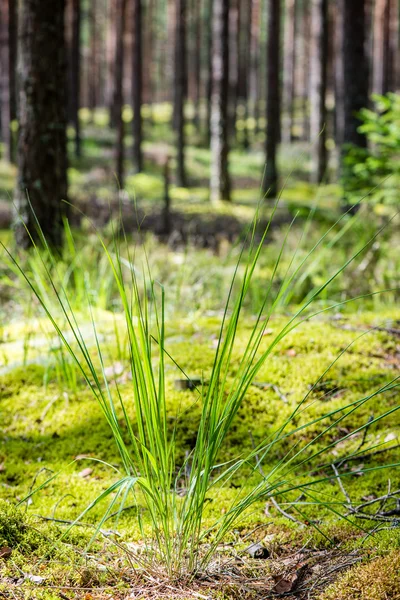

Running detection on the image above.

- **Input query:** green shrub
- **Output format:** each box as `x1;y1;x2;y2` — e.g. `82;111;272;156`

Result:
343;93;400;207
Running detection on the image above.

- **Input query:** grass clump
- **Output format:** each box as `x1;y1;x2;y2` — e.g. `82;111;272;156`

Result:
2;198;400;582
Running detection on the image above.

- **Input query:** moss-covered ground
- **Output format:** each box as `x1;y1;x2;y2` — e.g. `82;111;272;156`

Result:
1;303;400;598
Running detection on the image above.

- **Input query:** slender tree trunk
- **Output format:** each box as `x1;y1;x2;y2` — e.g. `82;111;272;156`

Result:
249;0;260;130
9;0;17;124
282;0;296;144
309;0;328;183
205;0;213;145
175;0;187;186
132;0;143;173
263;0;281;198
70;0;81;157
192;0;202;129
115;0;127;187
342;0;369;149
334;0;344;147
15;0;68;249
228;0;239;142
210;0;231;202
107;0;117;127
373;0;391;94
0;0;11;162
389;0;399;90
236;0;252;148
144;0;155;108
89;0;98;114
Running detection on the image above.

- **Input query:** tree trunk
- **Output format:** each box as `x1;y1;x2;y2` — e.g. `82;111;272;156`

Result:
228;0;239;142
132;0;143;173
174;0;188;187
15;0;68;249
115;0;127;187
249;0;260;131
205;0;213;145
309;0;328;183
88;0;98;114
388;0;399;90
373;0;391;95
210;0;231;203
0;0;16;162
192;0;202;129
9;0;17;124
263;0;281;198
341;0;369;149
237;0;252;149
334;0;344;147
107;0;117;127
70;0;81;157
282;0;296;144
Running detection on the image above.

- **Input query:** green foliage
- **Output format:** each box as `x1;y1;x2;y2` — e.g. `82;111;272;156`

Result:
343;93;400;206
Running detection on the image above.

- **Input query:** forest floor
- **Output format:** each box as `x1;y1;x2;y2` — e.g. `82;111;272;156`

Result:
1;107;400;598
1;309;400;599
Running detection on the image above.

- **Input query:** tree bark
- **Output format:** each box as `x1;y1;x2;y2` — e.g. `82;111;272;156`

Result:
249;0;260;131
132;0;143;172
282;0;296;144
0;0;15;162
373;0;391;95
15;0;68;249
341;0;369;149
210;0;231;202
174;0;187;186
115;0;127;187
70;0;81;157
309;0;328;183
88;0;98;114
263;0;281;198
205;0;213;145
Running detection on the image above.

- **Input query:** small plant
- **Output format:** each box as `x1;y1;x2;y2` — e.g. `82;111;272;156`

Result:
342;93;400;206
2;200;399;580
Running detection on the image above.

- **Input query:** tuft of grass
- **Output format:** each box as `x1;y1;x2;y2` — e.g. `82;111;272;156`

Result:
2;198;399;580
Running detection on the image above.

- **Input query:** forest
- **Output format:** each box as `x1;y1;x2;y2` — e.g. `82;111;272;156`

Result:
0;0;400;598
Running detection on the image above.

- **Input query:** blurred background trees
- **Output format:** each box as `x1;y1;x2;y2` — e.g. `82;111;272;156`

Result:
0;0;399;246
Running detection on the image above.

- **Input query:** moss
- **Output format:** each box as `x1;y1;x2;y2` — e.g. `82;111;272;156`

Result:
320;550;400;600
0;499;44;552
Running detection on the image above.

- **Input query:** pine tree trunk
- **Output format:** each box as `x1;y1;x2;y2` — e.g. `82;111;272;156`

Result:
175;0;187;186
205;0;213;145
237;0;252;149
9;0;17;125
70;0;81;157
15;0;68;249
334;0;345;147
263;0;281;198
249;0;260;130
342;0;368;148
389;0;399;90
282;0;296;144
115;0;127;187
309;0;328;183
107;0;117;127
0;0;14;162
192;0;202;129
210;0;231;202
132;0;143;173
228;0;239;142
89;0;98;114
373;0;391;94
